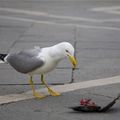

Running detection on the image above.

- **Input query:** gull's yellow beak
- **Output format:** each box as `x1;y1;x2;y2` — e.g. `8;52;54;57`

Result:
66;52;77;69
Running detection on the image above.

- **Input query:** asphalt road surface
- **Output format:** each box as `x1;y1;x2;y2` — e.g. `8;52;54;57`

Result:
0;0;120;120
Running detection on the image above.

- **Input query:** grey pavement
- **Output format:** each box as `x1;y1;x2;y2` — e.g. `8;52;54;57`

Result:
0;84;120;120
0;0;120;120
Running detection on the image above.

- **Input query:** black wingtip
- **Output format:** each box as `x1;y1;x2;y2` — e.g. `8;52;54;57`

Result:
68;106;80;111
116;93;120;99
0;54;7;61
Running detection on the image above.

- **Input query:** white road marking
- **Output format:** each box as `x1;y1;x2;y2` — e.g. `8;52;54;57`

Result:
0;76;120;105
1;7;120;23
1;15;120;31
0;7;48;16
0;61;4;64
92;6;120;15
0;7;103;22
0;15;56;25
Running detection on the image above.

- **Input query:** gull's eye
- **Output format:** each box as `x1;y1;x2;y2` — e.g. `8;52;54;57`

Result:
66;50;69;53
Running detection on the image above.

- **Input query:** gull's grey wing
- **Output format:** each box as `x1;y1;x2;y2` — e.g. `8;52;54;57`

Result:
19;47;41;57
6;49;45;74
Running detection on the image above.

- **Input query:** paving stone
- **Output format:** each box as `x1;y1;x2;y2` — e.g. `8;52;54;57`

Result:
0;26;27;53
76;28;120;42
74;27;120;82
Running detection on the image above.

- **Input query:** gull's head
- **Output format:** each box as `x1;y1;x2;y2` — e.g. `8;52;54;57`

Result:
51;42;77;69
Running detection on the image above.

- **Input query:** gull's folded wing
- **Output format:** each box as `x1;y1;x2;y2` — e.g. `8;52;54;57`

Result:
6;49;45;74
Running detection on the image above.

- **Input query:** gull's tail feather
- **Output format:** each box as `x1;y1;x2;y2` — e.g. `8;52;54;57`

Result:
0;54;7;63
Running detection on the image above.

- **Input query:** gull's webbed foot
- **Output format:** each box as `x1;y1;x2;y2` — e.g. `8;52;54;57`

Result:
41;74;61;97
29;76;46;99
33;92;46;99
48;88;60;96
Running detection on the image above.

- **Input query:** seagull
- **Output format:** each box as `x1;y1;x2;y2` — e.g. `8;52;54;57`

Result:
0;42;77;99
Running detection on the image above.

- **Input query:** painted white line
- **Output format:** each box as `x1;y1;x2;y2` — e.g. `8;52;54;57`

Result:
92;6;120;15
1;15;120;31
0;61;4;64
1;7;120;23
0;7;48;16
92;6;120;11
47;14;102;22
0;7;103;22
2;7;120;23
0;76;120;105
0;15;56;25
